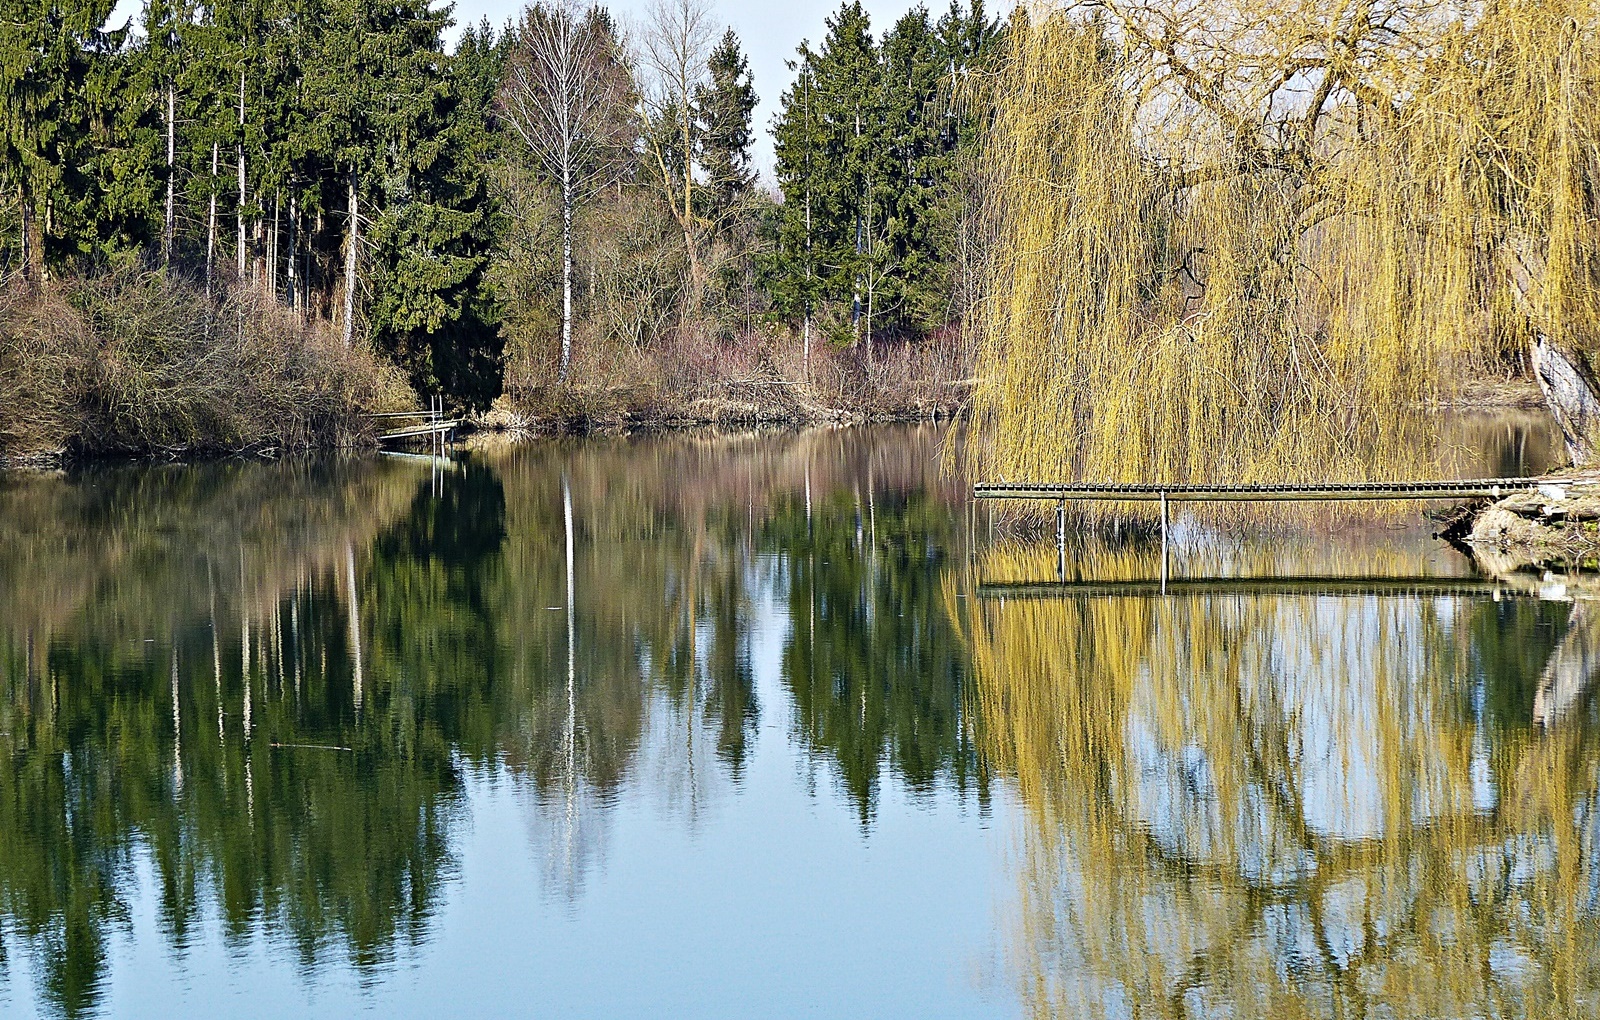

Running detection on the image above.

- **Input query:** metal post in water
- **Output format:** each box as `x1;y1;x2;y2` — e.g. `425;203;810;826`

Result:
1056;500;1066;581
1159;491;1169;594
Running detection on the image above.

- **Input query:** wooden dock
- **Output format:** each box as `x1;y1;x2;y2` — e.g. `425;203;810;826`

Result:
379;419;461;443
976;576;1532;600
370;397;457;451
974;477;1577;503
972;475;1582;592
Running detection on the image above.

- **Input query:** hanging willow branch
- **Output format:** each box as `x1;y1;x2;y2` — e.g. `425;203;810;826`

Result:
969;0;1600;490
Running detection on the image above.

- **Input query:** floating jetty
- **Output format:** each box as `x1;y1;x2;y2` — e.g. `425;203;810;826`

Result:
973;477;1578;504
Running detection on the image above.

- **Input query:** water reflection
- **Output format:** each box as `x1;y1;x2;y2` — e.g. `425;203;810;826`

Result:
0;414;1592;1018
0;459;455;1014
0;426;983;1016
954;536;1600;1018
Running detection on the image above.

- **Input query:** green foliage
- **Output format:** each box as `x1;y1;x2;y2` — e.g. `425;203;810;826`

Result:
768;1;997;342
0;0;503;407
0;0;160;276
695;28;757;218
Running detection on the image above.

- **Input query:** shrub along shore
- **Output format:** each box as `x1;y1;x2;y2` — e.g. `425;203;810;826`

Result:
0;271;412;466
0;270;973;468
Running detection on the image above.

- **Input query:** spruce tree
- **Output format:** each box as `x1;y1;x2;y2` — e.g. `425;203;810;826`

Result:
694;28;756;222
770;2;879;344
0;0;140;281
770;48;825;357
296;0;500;400
769;1;999;344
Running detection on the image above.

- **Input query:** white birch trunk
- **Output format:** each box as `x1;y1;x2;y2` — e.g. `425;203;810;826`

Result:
270;191;279;300
288;193;298;312
560;168;573;383
206;143;218;295
163;83;175;265
237;71;246;282
803;70;813;381
343;171;358;348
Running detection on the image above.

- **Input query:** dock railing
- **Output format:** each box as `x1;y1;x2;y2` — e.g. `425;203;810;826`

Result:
365;396;458;456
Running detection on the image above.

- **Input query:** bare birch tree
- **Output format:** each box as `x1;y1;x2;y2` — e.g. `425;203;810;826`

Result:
634;0;716;318
500;2;634;384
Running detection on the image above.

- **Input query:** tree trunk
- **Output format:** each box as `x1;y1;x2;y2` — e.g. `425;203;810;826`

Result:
804;149;812;381
270;191;280;299
163;83;176;265
206;143;219;295
19;183;40;287
851;106;862;341
560;168;573;384
1532;335;1600;468
802;315;811;382
237;70;247;282
288;193;298;312
343;171;358;348
865;185;874;366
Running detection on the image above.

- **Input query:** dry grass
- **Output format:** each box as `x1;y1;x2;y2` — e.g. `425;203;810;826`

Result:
501;323;973;431
0;270;414;459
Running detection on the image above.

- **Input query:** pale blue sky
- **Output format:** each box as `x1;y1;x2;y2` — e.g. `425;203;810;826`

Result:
106;0;928;180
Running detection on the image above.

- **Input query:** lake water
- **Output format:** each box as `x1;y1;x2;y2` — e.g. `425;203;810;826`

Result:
1;418;1597;1018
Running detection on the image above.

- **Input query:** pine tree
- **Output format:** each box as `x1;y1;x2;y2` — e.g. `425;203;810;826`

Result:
694;28;756;222
769;1;999;346
770;2;880;344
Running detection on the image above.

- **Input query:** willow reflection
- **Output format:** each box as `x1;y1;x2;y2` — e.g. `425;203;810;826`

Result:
954;537;1600;1018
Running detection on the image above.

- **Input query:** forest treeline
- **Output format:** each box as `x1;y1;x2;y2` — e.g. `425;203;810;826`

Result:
0;0;999;453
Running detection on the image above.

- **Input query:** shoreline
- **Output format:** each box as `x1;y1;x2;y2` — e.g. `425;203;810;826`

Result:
0;374;1546;473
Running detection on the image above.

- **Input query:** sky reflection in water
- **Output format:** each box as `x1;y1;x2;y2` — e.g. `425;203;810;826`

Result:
0;418;1595;1018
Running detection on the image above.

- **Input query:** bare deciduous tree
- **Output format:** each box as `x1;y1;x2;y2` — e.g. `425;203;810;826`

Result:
500;1;634;384
635;0;716;317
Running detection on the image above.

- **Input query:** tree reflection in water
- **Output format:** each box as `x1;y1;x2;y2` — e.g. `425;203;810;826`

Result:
953;536;1600;1018
0;421;1588;1018
0;425;983;1016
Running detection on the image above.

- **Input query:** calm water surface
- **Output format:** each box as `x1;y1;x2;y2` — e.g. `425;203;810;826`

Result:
1;419;1596;1018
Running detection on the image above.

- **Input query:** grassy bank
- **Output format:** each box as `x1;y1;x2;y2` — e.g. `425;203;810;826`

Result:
492;326;973;433
0;271;413;464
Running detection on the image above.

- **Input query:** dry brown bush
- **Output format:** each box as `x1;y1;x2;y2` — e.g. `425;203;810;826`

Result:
504;321;973;431
0;270;414;458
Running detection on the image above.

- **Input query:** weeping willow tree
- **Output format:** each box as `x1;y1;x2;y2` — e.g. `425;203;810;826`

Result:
970;0;1600;486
